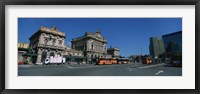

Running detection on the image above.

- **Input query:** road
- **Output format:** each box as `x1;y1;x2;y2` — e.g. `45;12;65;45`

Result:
18;63;182;76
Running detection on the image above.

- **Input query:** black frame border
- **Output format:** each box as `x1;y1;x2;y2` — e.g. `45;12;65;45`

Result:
0;0;199;94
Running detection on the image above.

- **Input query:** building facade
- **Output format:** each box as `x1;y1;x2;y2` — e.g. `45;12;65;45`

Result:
63;46;86;64
107;47;120;58
128;55;141;63
19;27;119;64
29;26;66;64
149;37;165;59
162;31;182;55
71;31;108;63
18;42;29;49
18;43;29;64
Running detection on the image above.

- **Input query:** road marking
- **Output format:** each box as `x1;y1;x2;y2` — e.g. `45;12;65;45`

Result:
127;66;137;71
67;66;73;68
67;65;103;69
67;64;130;69
138;63;164;69
155;70;164;75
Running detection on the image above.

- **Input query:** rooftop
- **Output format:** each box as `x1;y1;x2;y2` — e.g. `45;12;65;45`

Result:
29;26;66;40
72;31;107;43
162;31;182;38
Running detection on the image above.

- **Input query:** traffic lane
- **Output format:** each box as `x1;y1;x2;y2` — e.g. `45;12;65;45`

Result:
18;66;71;76
55;63;166;76
146;66;182;76
18;63;181;76
18;64;134;76
52;64;132;76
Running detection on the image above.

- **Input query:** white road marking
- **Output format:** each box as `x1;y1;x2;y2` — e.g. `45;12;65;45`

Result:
67;66;73;68
128;67;132;71
67;64;130;69
127;66;137;71
155;70;164;75
138;63;164;68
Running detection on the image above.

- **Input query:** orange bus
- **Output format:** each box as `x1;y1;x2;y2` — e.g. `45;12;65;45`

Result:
117;58;129;64
111;58;118;64
97;58;117;65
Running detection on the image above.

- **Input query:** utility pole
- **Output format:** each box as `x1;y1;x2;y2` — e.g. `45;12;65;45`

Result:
140;48;142;63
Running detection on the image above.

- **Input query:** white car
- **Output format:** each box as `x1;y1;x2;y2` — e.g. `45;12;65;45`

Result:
45;58;50;64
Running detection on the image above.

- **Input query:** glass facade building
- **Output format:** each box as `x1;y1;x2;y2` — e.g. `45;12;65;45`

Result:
149;37;165;59
162;31;182;55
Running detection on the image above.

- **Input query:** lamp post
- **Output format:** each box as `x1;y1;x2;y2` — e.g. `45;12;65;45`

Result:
140;48;142;63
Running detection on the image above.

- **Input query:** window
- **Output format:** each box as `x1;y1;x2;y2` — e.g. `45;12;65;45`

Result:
91;42;94;50
59;40;62;44
84;44;86;50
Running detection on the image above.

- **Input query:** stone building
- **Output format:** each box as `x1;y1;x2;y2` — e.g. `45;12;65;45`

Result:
29;26;66;64
20;27;119;65
71;31;108;63
64;45;83;56
63;46;86;64
107;47;120;58
18;43;29;64
18;42;29;49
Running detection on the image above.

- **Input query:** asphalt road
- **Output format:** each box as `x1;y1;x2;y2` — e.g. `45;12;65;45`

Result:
18;63;182;76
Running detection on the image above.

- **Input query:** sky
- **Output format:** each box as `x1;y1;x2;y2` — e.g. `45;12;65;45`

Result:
18;18;182;57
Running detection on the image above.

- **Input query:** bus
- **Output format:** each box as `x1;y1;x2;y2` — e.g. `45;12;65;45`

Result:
97;58;117;65
117;58;129;64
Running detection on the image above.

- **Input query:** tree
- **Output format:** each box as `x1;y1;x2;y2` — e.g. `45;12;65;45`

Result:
158;53;166;58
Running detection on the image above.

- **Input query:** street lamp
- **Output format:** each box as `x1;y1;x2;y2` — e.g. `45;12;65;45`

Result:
140;48;142;63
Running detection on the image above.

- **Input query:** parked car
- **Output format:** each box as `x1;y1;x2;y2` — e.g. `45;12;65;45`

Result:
172;60;182;67
164;58;173;67
164;58;182;67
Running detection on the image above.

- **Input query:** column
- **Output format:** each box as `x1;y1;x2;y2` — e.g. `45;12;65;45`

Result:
36;48;42;65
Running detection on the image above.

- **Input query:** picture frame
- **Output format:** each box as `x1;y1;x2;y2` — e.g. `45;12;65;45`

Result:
0;0;199;94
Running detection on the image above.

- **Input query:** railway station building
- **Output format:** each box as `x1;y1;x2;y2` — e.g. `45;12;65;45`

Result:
29;26;66;64
71;30;111;63
107;47;120;58
18;26;119;65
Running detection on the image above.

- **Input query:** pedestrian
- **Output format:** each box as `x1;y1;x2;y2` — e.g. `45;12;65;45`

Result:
62;57;66;64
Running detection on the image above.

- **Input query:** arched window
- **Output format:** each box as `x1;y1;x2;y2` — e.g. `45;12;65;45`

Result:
57;53;61;57
50;52;54;56
91;43;94;50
